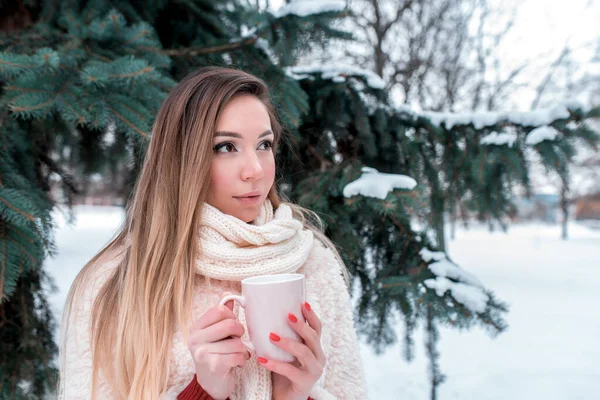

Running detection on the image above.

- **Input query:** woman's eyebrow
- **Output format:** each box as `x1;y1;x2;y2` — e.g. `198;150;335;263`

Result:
214;129;273;138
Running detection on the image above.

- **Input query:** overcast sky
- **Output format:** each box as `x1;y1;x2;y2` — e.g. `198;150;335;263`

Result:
497;0;599;108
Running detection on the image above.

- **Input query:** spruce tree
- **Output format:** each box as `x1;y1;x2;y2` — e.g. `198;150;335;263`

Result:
284;65;598;396
0;0;347;397
0;1;598;398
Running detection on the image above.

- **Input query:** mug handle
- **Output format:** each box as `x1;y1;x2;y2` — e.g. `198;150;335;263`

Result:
219;295;255;352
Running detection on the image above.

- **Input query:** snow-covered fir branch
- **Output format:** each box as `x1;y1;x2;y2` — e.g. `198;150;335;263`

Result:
274;0;346;18
343;167;417;200
420;248;489;313
287;64;386;90
480;130;518;147
416;99;589;129
285;66;591;142
526;125;560;145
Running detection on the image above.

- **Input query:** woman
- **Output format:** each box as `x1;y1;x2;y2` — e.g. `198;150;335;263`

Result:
59;67;367;400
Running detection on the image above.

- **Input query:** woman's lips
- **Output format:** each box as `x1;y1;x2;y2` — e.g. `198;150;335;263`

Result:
233;195;262;204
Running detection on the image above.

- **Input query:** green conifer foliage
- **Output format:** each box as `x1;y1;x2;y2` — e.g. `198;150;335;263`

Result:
0;1;348;397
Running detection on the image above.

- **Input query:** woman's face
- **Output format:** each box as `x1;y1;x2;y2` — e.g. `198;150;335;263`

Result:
206;94;276;223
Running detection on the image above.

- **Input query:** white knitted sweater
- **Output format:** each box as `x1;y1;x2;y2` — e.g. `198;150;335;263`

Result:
60;201;368;399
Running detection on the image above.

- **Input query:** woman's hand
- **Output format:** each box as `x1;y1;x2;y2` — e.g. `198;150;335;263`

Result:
258;302;326;400
187;292;251;400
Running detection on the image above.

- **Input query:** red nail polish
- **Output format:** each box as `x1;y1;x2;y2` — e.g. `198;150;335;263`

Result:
257;357;268;364
304;302;312;311
269;332;281;342
288;313;298;323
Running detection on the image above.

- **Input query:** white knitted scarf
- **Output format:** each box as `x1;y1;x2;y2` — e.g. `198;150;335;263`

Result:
196;200;314;280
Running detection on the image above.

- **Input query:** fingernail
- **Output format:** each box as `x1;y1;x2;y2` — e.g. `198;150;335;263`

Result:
304;302;312;311
269;332;281;342
288;313;298;323
257;357;268;364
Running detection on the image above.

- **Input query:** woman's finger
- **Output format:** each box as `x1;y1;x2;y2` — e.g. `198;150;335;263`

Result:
190;302;236;332
286;310;326;364
301;302;321;337
196;317;245;344
268;333;321;370
205;337;250;355
257;357;304;382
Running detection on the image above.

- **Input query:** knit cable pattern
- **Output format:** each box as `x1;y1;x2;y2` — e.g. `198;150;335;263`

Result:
197;200;314;280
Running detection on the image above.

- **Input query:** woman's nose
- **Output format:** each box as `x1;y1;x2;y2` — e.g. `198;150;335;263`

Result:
241;152;265;181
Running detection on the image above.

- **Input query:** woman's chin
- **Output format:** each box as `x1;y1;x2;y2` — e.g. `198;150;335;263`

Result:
237;212;260;223
226;205;262;223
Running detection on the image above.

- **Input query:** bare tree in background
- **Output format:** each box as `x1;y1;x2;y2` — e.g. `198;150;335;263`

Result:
530;36;600;239
337;0;525;250
531;36;599;110
343;0;524;111
339;0;599;243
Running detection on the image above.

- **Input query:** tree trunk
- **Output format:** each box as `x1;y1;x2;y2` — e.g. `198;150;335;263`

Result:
450;203;456;241
431;191;446;251
561;184;569;240
425;306;445;400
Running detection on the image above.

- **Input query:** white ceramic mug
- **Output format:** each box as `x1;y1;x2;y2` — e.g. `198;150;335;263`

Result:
219;273;305;362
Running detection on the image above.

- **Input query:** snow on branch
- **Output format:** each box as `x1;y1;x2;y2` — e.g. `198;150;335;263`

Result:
287;64;386;89
416;100;589;129
286;62;589;136
343;167;417;200
424;278;490;313
420;248;489;313
480;130;518;147
525;125;560;145
274;0;346;18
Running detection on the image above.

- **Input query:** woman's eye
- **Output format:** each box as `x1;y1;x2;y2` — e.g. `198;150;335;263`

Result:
258;140;273;151
214;142;237;153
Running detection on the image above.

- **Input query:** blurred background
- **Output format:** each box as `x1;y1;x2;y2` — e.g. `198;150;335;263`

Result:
0;0;598;399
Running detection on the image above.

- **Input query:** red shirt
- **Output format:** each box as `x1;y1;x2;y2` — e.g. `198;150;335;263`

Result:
177;375;313;400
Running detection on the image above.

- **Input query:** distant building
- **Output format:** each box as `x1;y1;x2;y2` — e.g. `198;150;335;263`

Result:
513;193;560;223
575;193;600;221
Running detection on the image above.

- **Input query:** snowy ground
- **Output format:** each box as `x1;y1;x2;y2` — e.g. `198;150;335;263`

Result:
45;206;600;399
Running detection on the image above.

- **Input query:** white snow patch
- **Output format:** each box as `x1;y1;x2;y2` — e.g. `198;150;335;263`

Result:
426;258;484;289
566;120;578;130
104;122;116;146
526;126;560;145
240;25;257;37
288;64;386;89
423;277;489;313
415;100;586;129
357;91;380;114
508;104;567;127
563;98;590;113
255;38;277;63
423;111;501;130
480;131;518;147
419;248;445;262
343;167;417;200
285;69;312;81
275;0;345;18
46;207;600;399
420;247;488;313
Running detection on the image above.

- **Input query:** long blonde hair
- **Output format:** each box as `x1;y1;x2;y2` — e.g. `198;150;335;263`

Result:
58;67;347;399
